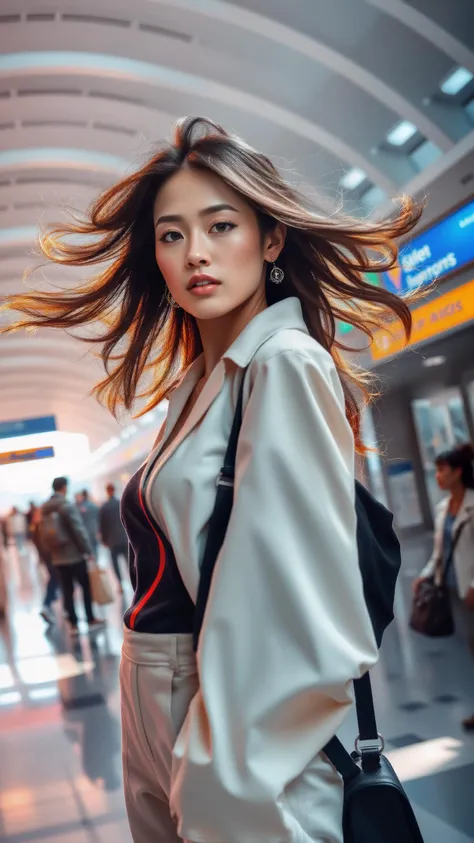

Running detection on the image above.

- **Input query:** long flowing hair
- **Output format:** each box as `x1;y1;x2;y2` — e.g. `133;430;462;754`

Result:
1;116;422;452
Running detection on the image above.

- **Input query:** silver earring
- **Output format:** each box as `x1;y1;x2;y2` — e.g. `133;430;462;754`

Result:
164;288;180;309
270;262;284;284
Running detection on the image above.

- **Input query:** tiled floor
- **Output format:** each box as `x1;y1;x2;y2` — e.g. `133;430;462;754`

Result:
0;533;473;842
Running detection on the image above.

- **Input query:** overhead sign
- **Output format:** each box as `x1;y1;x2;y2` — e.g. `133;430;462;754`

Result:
338;272;381;334
0;415;57;440
382;197;474;295
371;278;474;361
0;446;55;466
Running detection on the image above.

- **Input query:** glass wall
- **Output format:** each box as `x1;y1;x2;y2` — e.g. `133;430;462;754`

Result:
412;389;470;514
361;408;388;506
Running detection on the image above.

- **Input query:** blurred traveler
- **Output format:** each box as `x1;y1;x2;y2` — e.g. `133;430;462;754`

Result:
1;516;8;548
3;117;427;843
99;484;127;594
8;507;27;554
77;489;100;559
25;501;38;539
0;540;7;617
414;443;474;731
41;477;104;635
30;507;59;625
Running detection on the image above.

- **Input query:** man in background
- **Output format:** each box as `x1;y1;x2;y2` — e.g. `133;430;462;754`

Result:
41;477;104;635
99;484;128;595
77;490;100;560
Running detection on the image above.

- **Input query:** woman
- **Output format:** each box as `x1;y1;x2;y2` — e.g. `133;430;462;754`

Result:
3;117;421;842
415;443;474;731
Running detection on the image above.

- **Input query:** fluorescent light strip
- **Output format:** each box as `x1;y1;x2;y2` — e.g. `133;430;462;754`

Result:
0;147;129;172
386;121;417;147
340;167;367;190
441;67;473;96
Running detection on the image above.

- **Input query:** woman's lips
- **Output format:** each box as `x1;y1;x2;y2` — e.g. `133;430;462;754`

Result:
188;281;220;296
187;274;221;296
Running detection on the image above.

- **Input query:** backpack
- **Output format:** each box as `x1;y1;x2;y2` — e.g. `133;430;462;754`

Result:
39;508;70;553
194;375;425;843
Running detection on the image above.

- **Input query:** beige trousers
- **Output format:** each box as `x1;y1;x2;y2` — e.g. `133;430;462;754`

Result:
120;627;344;843
120;628;198;843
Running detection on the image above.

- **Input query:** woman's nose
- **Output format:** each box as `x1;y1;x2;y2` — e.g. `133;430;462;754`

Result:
186;231;211;267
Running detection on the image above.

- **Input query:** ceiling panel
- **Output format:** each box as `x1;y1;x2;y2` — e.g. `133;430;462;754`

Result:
0;0;472;451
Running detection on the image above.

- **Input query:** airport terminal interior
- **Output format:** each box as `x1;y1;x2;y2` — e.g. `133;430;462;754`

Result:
1;1;474;842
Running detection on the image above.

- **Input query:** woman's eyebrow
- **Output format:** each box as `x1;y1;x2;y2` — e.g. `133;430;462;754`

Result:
155;203;240;227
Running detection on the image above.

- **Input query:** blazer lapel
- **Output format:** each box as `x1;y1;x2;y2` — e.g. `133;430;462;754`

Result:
454;488;474;532
146;361;226;478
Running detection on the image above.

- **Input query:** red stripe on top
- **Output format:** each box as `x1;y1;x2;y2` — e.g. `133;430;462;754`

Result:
129;477;166;630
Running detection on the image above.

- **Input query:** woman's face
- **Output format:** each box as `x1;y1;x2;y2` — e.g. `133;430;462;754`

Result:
153;167;285;320
435;461;462;492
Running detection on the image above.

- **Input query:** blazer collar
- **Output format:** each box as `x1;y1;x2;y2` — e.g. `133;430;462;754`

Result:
458;488;474;524
222;297;308;368
147;298;308;477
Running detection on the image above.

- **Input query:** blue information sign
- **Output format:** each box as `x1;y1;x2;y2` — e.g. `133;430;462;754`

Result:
0;446;55;466
382;197;474;295
0;415;57;440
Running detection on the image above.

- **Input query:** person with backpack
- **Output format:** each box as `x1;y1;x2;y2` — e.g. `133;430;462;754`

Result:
30;506;59;626
3;118;424;843
41;477;105;636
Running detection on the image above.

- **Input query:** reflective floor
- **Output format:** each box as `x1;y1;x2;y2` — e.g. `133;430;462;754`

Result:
0;534;473;843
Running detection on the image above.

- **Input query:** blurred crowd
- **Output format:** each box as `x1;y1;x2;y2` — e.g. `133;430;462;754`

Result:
0;480;128;635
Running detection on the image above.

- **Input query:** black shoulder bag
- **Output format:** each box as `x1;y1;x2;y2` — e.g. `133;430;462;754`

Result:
194;375;424;843
410;519;468;638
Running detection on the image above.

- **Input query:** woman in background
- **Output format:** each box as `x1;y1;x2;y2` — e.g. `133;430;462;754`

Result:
415;443;474;730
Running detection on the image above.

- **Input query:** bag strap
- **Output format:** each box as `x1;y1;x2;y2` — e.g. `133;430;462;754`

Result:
193;377;245;651
441;518;469;583
324;673;382;780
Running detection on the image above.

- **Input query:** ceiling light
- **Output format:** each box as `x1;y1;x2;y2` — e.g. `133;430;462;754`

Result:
29;687;58;701
340;168;367;190
0;691;21;706
422;355;446;368
386;121;417;146
441;67;473;96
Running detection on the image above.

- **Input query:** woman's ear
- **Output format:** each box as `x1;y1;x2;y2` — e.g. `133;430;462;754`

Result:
265;222;287;263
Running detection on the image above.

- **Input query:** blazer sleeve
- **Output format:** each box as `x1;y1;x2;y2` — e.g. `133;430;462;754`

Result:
170;346;379;843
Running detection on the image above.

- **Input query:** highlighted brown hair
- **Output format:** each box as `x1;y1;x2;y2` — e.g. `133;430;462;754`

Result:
2;116;422;452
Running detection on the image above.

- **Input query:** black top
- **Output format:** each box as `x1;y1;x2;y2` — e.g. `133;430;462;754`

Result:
121;463;195;634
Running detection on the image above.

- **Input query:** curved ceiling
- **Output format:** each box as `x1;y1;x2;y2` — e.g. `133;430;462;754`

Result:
0;0;473;449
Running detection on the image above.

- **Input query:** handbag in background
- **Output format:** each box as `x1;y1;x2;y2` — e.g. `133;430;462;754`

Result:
89;565;114;606
410;520;468;637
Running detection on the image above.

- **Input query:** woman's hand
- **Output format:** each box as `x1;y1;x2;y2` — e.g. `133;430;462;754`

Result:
464;588;474;611
412;577;427;595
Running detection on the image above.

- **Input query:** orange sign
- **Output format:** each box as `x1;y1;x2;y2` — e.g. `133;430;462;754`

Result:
371;279;474;361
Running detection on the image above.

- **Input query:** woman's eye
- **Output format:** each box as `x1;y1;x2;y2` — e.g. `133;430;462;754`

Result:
160;230;182;243
210;221;235;234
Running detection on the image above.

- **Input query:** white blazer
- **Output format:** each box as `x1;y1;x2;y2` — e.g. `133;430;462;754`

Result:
421;488;474;598
144;298;378;843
